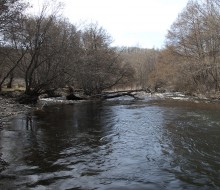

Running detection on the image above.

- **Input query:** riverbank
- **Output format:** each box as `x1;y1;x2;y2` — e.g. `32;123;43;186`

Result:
0;95;33;173
1;90;220;127
0;95;33;127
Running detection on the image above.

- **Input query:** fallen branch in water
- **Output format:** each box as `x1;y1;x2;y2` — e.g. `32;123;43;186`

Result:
66;87;150;101
91;89;149;100
101;92;140;100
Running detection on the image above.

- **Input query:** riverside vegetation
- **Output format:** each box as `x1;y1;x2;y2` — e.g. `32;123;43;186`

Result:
1;0;220;105
1;1;220;188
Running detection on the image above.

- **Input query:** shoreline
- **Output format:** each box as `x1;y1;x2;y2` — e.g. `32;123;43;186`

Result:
0;96;33;127
0;91;220;128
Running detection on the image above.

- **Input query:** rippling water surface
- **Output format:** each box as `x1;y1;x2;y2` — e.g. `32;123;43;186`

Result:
1;98;220;189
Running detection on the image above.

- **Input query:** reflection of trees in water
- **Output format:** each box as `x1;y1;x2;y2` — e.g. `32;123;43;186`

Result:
0;153;8;172
23;114;34;130
20;102;116;173
0;125;8;171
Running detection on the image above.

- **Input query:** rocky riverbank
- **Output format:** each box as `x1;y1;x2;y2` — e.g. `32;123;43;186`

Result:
1;90;220;128
0;95;33;127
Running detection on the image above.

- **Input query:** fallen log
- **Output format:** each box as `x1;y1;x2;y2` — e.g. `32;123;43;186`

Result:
102;92;140;100
66;89;148;101
102;89;150;95
91;89;148;100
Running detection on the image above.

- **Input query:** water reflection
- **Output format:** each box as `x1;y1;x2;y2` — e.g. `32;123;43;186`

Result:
0;101;117;189
0;99;220;189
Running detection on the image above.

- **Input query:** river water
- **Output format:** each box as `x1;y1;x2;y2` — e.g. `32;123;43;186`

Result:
0;96;220;189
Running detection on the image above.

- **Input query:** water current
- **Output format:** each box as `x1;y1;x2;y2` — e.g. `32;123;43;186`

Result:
0;96;220;189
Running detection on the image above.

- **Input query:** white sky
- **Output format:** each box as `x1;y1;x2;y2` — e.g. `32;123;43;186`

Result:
27;0;188;48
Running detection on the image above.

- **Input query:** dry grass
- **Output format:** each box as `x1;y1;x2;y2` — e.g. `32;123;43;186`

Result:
2;86;25;92
1;78;25;92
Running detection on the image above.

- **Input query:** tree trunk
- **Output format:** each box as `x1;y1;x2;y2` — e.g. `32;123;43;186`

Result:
7;73;14;88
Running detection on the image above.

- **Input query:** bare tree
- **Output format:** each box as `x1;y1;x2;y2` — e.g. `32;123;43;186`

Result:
0;0;27;32
121;47;159;90
3;1;81;101
0;0;27;91
166;0;220;92
75;23;134;95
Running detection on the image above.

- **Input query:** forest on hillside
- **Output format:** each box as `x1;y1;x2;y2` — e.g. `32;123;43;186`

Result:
1;0;220;103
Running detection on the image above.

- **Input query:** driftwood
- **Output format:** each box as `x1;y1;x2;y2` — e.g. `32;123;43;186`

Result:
91;89;149;100
66;88;149;101
102;92;140;100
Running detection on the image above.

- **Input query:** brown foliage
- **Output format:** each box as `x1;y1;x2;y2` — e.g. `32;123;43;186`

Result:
166;0;220;93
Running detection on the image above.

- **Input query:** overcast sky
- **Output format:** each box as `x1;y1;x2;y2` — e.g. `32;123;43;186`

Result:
28;0;188;48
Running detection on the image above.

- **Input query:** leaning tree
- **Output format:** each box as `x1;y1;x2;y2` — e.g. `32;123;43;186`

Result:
0;0;27;91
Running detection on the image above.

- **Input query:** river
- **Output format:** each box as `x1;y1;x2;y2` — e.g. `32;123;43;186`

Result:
0;96;220;189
